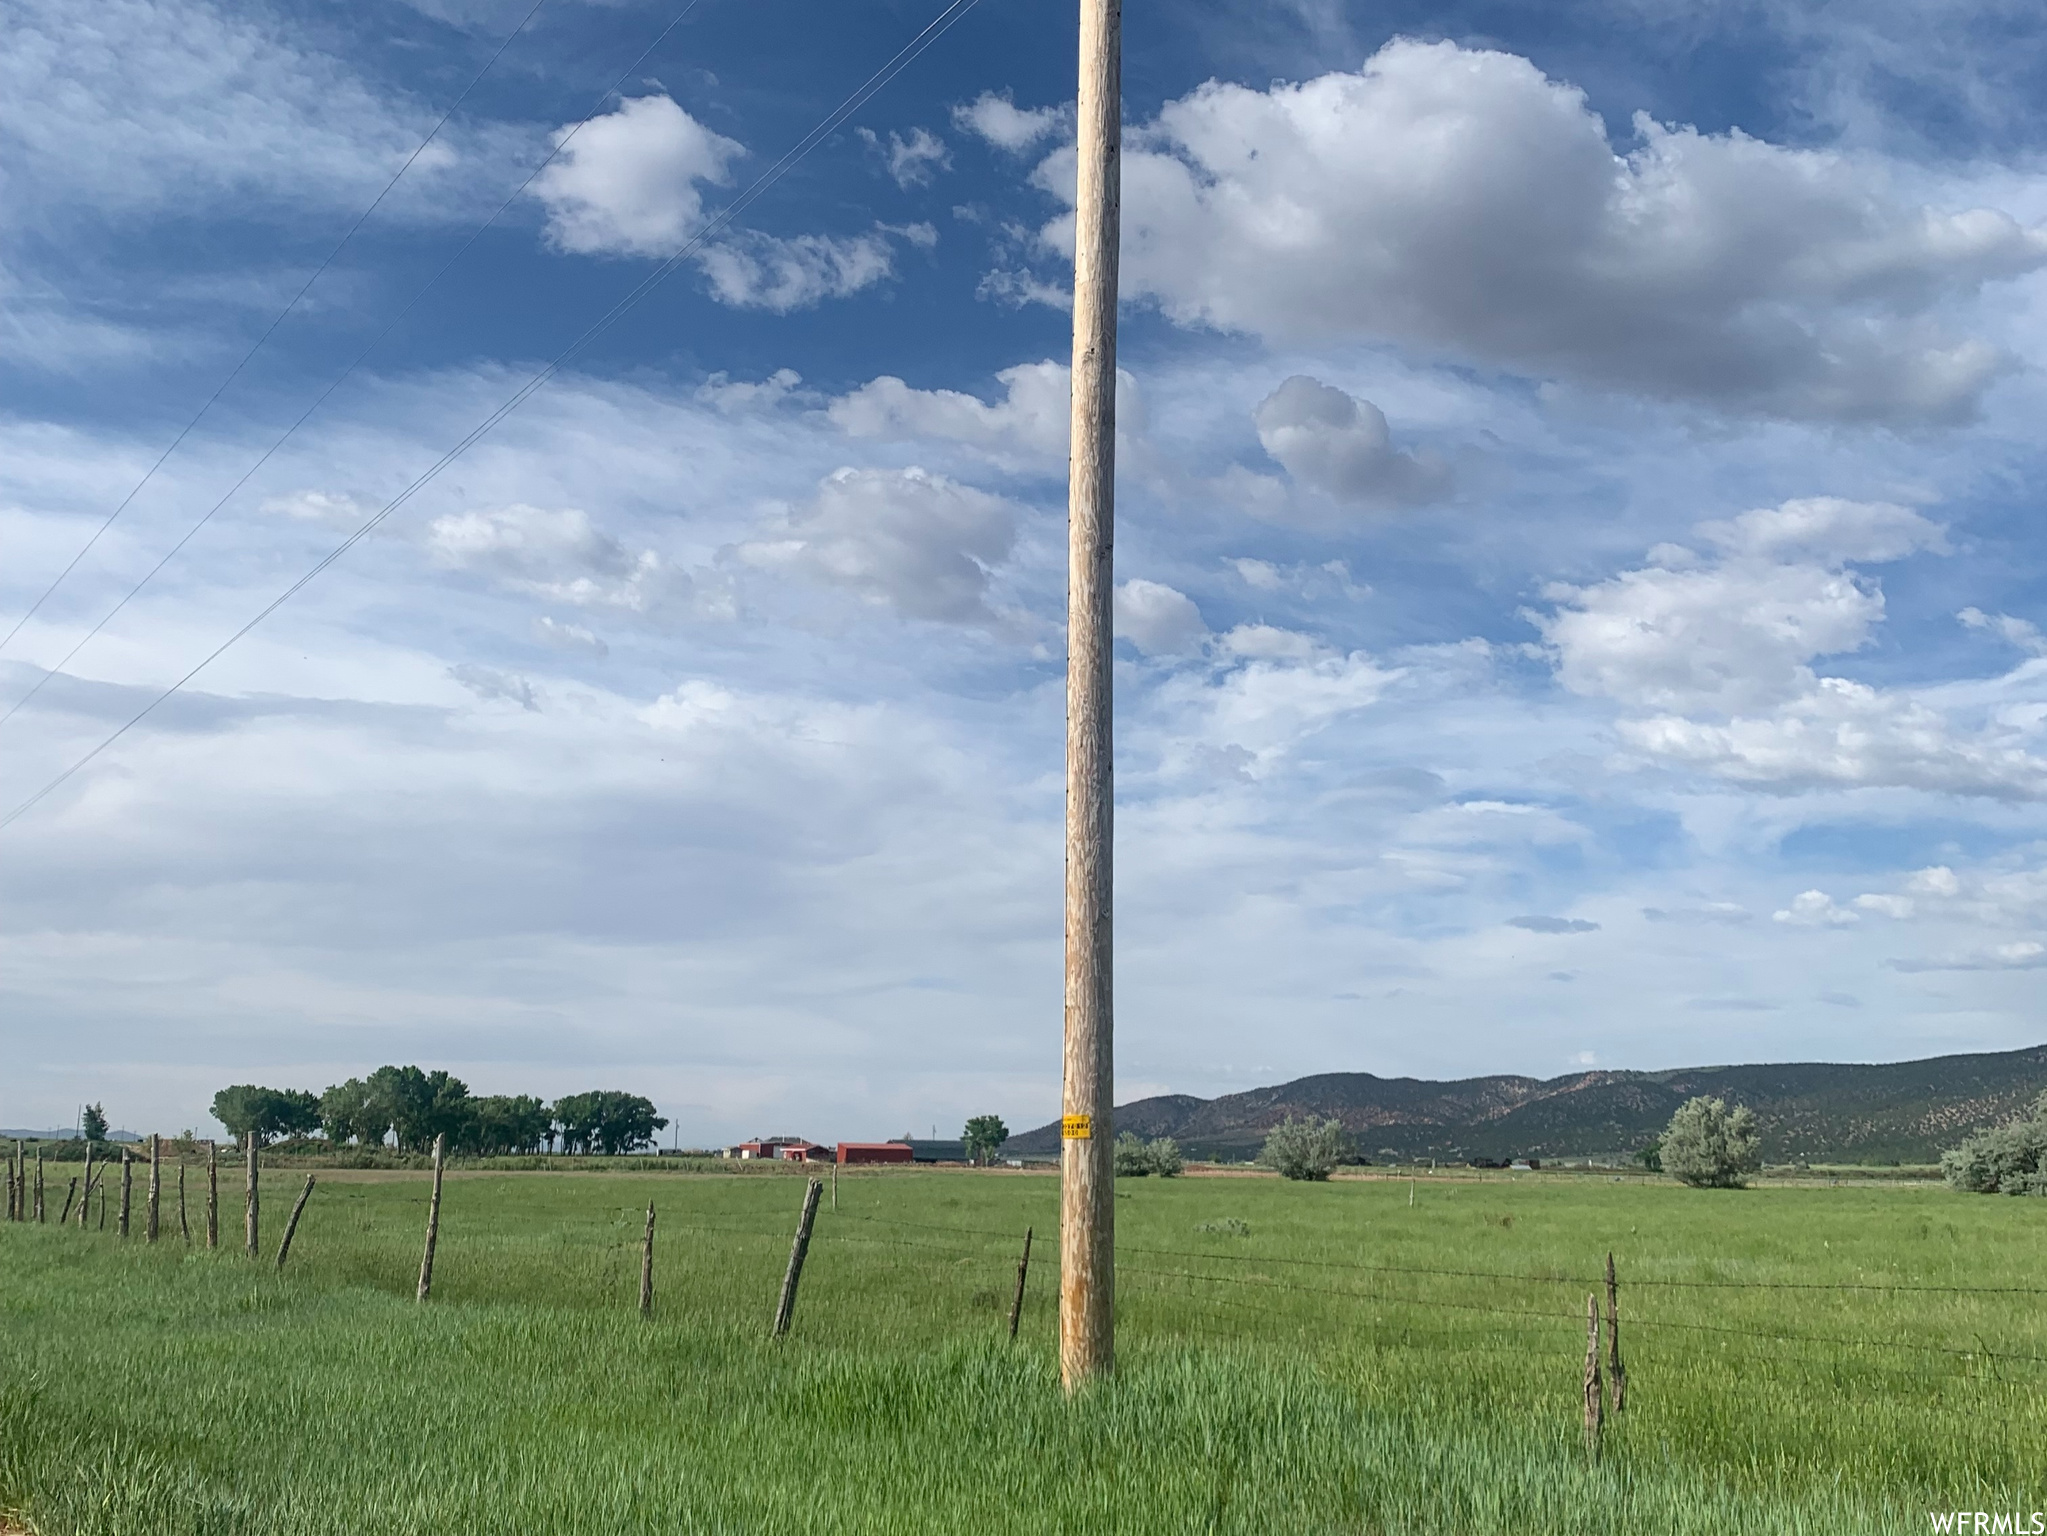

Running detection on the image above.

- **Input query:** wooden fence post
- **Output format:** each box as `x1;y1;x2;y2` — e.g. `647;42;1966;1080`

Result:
1605;1251;1626;1412
1583;1293;1603;1464
831;1161;838;1213
34;1151;44;1222
206;1142;219;1250
77;1144;93;1227
178;1161;190;1242
1008;1226;1034;1341
97;1169;107;1229
4;1143;14;1221
118;1150;133;1238
416;1134;445;1303
60;1177;78;1226
771;1179;823;1337
146;1134;161;1242
276;1175;316;1270
639;1200;656;1318
244;1134;260;1258
8;1140;18;1220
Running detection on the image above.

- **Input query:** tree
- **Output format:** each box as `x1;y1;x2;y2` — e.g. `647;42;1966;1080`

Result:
365;1066;471;1153
1660;1096;1761;1188
1146;1136;1185;1177
552;1092;666;1156
468;1095;552;1156
210;1085;320;1146
318;1078;388;1147
1257;1116;1353;1181
1942;1093;2047;1194
1635;1137;1663;1173
962;1115;1009;1166
81;1103;109;1143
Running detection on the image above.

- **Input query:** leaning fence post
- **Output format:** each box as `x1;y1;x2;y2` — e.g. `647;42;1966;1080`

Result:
639;1200;656;1318
1583;1293;1604;1464
60;1177;78;1226
1008;1225;1033;1341
118;1150;133;1238
276;1175;316;1270
244;1134;260;1258
771;1179;823;1337
146;1134;161;1242
206;1142;219;1249
416;1134;446;1303
1606;1251;1626;1412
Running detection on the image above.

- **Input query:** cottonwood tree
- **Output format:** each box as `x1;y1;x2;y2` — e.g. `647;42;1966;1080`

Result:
80;1103;109;1143
552;1092;666;1155
962;1115;1009;1166
210;1085;320;1145
1660;1096;1761;1188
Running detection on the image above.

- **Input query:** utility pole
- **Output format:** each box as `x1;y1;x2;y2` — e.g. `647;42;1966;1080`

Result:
1060;0;1120;1392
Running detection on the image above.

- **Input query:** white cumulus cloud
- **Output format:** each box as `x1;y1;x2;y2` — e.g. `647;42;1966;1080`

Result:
1027;40;2047;424
1252;375;1449;507
532;95;743;259
1114;579;1209;656
736;466;1020;625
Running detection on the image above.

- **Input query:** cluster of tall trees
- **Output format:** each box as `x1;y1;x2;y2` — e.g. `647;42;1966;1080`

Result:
210;1067;667;1156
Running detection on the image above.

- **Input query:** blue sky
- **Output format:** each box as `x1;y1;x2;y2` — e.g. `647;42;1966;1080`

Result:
6;0;2047;1144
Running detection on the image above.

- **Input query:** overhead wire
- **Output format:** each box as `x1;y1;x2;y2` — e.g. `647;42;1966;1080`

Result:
0;0;986;834
0;0;553;660
0;0;713;731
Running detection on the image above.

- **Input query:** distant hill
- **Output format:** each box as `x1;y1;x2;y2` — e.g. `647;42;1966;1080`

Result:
1005;1044;2047;1164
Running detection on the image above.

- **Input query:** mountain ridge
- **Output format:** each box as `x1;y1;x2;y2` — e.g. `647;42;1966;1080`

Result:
1006;1044;2047;1163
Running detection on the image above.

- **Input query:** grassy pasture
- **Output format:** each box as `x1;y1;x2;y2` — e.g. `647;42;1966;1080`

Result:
0;1164;2039;1534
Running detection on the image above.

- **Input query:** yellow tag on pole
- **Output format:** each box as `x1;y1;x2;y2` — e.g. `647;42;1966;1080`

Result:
1061;1114;1092;1140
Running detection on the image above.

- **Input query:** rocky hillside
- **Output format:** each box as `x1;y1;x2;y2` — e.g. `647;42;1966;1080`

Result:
1006;1044;2047;1164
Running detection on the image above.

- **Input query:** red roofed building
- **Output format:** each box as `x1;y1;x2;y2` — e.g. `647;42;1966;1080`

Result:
836;1141;913;1165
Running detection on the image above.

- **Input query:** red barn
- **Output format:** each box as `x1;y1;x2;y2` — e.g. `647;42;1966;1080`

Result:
836;1141;913;1165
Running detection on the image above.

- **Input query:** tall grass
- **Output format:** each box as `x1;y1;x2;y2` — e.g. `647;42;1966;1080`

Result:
2;1168;2036;1533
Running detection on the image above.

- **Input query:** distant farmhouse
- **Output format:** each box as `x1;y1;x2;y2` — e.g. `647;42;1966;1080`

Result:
726;1136;920;1165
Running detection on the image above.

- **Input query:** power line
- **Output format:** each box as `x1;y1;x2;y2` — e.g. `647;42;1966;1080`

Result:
0;0;713;732
0;0;553;661
0;0;985;835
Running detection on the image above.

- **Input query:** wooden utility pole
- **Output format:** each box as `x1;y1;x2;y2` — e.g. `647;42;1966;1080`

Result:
1060;0;1121;1393
416;1133;445;1303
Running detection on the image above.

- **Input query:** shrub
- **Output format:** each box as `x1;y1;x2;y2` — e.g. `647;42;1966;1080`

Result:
1194;1218;1249;1236
1257;1117;1353;1181
1942;1095;2047;1194
1660;1096;1761;1188
1113;1134;1185;1177
1113;1132;1152;1177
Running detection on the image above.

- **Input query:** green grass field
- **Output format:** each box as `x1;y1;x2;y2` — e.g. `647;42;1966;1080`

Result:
1;1162;2038;1534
